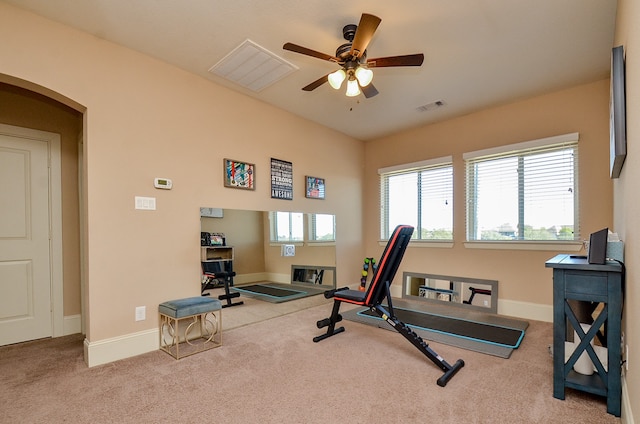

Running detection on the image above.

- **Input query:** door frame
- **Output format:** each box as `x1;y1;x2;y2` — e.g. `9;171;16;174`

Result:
0;123;63;338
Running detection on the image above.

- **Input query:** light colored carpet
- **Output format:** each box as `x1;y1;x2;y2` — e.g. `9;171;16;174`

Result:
0;301;620;424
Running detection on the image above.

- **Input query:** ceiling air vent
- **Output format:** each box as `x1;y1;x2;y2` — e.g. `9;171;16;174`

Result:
416;100;446;112
209;39;298;92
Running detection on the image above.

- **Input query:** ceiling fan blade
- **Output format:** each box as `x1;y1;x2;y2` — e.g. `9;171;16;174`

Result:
350;13;382;58
302;74;329;91
361;83;379;98
367;54;425;68
283;43;340;63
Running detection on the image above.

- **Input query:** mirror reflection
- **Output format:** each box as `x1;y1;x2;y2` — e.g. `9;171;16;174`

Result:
402;272;498;314
200;208;337;329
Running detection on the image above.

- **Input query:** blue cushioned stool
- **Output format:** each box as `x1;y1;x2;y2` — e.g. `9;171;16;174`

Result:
158;297;222;359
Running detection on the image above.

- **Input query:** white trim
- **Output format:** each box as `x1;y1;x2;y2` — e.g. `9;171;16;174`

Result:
463;132;579;160
233;272;290;285
621;373;634;424
78;133;86;335
63;314;82;335
497;299;553;322
379;240;454;248
232;272;269;285
378;155;453;174
49;133;64;337
464;241;583;252
264;273;290;284
84;328;159;367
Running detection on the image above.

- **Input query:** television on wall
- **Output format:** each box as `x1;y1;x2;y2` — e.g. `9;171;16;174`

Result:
610;45;626;179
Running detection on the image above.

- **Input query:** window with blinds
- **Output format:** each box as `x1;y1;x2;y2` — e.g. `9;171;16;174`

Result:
464;133;579;241
309;213;336;242
269;211;304;242
379;157;453;240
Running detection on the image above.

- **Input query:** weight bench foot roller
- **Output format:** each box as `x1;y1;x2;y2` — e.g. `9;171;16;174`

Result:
159;297;222;359
313;225;464;387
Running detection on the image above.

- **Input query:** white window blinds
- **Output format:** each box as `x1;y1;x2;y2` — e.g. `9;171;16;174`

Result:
379;157;453;240
464;133;579;241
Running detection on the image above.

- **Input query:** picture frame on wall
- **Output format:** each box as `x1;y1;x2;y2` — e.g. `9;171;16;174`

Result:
305;176;325;199
271;158;293;200
223;158;255;190
610;45;627;179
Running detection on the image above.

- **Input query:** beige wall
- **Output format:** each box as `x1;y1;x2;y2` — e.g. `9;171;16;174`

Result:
0;4;365;349
365;80;612;308
614;0;638;421
201;209;267;275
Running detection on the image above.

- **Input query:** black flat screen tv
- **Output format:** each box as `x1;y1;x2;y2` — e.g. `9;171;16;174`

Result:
610;45;626;179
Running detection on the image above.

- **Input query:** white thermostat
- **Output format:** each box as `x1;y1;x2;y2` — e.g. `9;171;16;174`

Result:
154;178;172;189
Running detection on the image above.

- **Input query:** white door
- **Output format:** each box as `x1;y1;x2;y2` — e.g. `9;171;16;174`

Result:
0;131;52;345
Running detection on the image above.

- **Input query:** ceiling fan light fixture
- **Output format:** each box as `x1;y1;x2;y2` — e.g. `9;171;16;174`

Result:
346;78;361;97
328;69;346;89
355;67;373;87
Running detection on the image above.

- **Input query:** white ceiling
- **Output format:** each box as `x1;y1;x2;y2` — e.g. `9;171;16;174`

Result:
4;0;618;141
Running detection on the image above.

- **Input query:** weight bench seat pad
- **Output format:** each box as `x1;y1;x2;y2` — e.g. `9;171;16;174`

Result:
334;289;367;304
159;297;222;318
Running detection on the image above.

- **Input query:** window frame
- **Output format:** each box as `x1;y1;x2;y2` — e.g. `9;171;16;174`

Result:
379;156;453;242
463;133;580;243
269;211;304;243
308;213;336;243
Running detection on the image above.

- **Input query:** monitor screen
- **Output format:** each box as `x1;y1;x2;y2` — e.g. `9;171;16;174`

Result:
587;228;608;264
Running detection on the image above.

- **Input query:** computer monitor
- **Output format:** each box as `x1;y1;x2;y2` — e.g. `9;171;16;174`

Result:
587;228;608;265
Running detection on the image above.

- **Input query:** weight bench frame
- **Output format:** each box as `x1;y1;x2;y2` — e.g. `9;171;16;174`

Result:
313;224;464;387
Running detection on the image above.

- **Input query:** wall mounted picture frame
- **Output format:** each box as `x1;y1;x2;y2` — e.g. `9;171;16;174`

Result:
271;158;293;200
305;176;325;199
223;158;255;190
610;45;627;179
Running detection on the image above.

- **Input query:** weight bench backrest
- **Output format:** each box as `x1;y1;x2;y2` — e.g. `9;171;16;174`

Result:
363;225;414;306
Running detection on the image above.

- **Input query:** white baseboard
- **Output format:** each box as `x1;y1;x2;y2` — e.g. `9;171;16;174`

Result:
497;299;553;322
233;272;267;285
234;273;289;285
264;273;290;284
622;373;635;424
84;328;159;367
63;314;82;335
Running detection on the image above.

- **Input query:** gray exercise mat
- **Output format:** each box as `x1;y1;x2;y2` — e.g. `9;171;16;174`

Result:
342;299;528;358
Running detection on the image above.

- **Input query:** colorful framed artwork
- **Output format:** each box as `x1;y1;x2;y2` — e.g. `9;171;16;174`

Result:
305;176;325;199
223;158;255;190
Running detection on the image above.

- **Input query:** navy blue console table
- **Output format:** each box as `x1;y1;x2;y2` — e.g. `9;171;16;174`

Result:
545;254;623;417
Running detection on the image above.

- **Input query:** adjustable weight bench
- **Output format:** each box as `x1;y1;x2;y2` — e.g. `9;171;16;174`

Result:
313;225;464;387
201;262;243;308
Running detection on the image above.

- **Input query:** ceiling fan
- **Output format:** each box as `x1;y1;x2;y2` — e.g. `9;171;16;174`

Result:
283;13;424;98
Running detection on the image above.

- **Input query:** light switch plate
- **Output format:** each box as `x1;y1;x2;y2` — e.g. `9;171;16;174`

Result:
135;196;156;210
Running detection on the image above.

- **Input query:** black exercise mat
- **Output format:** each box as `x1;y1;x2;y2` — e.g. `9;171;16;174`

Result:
358;307;524;349
234;284;305;298
231;283;326;303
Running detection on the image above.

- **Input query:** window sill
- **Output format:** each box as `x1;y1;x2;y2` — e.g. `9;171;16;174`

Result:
464;241;583;252
305;241;336;247
379;240;454;248
269;242;304;247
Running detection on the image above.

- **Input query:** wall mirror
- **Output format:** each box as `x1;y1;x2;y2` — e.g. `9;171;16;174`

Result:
200;208;336;329
402;272;498;314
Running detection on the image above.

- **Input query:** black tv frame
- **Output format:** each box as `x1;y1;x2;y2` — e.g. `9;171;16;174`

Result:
610;45;626;179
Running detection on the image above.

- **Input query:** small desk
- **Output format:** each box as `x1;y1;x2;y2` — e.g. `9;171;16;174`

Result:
545;254;623;417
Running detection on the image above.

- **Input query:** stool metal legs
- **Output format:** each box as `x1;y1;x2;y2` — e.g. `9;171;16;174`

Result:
159;311;222;359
